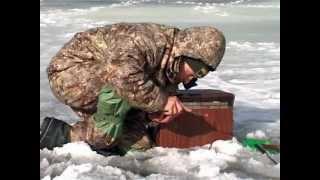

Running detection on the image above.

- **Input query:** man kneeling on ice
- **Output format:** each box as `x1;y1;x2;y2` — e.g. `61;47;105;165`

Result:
40;23;226;155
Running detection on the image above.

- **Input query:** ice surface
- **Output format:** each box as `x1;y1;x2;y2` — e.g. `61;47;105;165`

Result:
40;139;279;180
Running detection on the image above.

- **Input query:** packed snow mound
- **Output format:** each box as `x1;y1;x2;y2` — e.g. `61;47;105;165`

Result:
246;130;267;140
40;139;280;180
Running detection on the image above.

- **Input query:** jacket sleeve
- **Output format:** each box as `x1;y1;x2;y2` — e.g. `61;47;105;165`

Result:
106;36;169;113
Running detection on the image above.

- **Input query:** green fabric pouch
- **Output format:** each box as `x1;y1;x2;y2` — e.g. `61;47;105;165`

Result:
93;86;131;142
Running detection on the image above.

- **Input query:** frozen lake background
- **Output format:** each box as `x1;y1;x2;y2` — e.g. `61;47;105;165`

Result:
40;0;280;179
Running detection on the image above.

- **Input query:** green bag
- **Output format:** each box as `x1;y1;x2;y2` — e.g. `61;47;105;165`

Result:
242;137;279;154
93;86;131;143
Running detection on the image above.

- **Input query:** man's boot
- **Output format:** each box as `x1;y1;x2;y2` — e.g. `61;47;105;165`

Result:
40;117;71;150
117;109;155;155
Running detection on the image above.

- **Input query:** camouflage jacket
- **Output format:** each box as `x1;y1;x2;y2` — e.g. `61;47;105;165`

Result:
47;23;225;113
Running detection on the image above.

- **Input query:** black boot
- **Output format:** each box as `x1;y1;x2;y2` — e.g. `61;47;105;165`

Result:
40;117;71;150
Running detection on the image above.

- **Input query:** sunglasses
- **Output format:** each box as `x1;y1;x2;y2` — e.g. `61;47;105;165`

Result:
194;67;209;78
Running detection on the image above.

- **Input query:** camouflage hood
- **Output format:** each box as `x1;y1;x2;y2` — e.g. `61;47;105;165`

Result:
47;23;226;113
172;26;226;71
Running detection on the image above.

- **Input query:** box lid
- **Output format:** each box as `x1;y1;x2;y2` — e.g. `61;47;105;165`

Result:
174;89;235;106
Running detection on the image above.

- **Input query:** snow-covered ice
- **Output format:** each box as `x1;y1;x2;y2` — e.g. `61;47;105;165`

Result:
41;136;279;180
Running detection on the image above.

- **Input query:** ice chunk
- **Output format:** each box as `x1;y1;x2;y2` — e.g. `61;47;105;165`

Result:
246;130;267;140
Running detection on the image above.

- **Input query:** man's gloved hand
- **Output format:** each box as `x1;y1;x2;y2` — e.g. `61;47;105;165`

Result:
148;96;192;123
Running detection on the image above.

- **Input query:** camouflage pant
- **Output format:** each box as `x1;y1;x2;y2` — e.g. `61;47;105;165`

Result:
69;87;156;154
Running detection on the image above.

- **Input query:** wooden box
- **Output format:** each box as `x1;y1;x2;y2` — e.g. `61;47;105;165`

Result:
155;89;235;148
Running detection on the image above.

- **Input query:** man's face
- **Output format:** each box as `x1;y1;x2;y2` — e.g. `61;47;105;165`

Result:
179;62;198;89
179;59;211;89
184;74;196;84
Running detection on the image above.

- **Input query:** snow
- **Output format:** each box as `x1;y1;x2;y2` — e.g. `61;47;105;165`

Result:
246;130;267;140
40;137;280;180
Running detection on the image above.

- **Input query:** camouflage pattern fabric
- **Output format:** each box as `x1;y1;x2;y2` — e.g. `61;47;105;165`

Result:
47;23;225;113
47;23;226;153
70;86;154;152
93;86;131;147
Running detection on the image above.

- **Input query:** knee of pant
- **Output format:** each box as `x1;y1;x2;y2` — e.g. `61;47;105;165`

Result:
69;118;119;150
